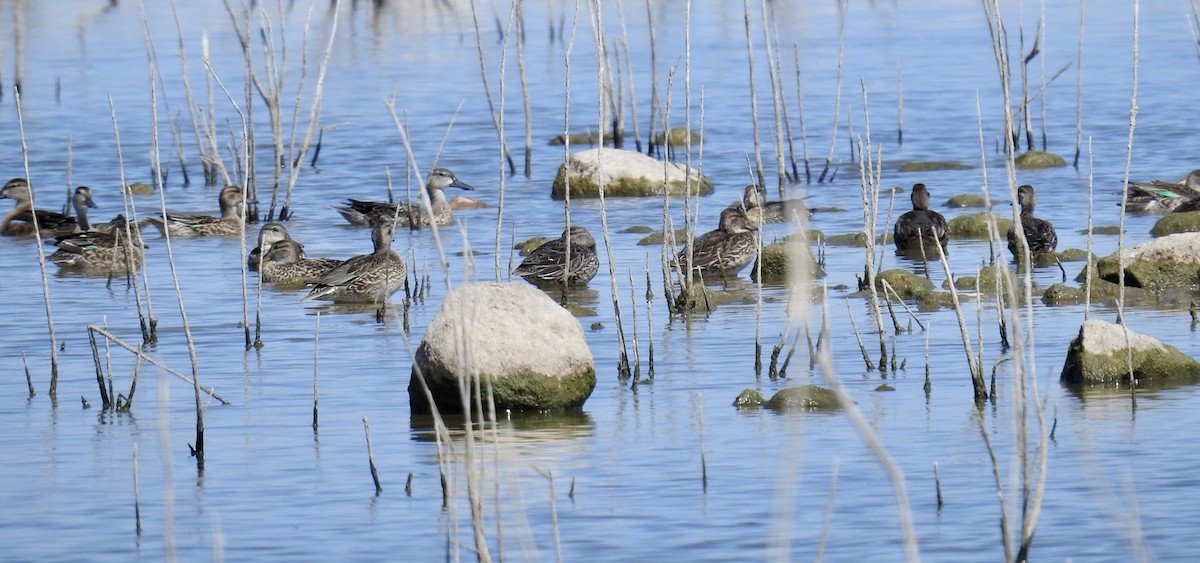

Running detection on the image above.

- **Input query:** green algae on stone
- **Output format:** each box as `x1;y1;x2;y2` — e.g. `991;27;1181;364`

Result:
945;194;987;208
876;269;934;300
825;232;870;247
547;131;617;146
897;161;973;172
124;182;155;195
653;127;703;146
1061;319;1200;386
515;236;552;256
733;389;765;408
551;147;714;199
1056;248;1091;262
765;385;841;411
947;211;1013;238
1014;150;1066;168
948;264;1018;294
1150;211;1200;237
620;225;653;234
1093;233;1200;291
1080;225;1122;236
751;241;825;283
637;228;688;246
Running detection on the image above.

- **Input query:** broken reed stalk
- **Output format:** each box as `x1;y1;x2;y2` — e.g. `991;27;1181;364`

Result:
644;260;655;380
13;90;60;398
818;0;847;183
976;411;1013;562
280;0;339;220
896;63;905;146
88;328;112;409
516;0;534;175
22;351;35;397
468;0;516;175
642;0;661;156
107;96;158;345
855;134;888;370
758;0;787;188
934;462;944;510
881;280;926;331
741;0;765;185
89;326;229;404
791;44;812;183
764;2;800;183
1116;1;1140;380
313;312;320;431
845;299;875;371
363;416;382;495
171;1;217;184
932;241;985;400
813;458;840;563
491;3;519;281
923;321;932;396
628;268;641;383
133;443;143;536
659;66;684;311
613;0;641;153
1084;139;1095;318
1073;0;1086;168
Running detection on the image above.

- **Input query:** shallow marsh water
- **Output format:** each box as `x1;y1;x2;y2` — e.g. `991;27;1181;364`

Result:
2;0;1200;560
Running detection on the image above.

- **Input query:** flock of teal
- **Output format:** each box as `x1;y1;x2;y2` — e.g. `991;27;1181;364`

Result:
4;166;1197;303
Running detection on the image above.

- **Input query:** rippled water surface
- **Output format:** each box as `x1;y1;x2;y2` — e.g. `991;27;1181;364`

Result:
3;0;1200;560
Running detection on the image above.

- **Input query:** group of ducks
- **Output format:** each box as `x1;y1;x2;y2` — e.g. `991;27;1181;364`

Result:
892;182;1057;260
12;164;1191;304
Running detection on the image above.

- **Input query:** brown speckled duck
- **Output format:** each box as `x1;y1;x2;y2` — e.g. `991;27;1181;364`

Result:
332;168;474;228
678;207;759;278
1;178;86;237
302;220;407;303
514;226;600;287
142;185;244;238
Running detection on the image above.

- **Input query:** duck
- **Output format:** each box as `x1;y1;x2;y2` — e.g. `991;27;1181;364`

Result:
48;215;145;273
1;178;84;237
677;206;759;278
331;167;474;228
892;183;949;256
1007;184;1057;258
302;220;407;304
739;184;810;223
1124;169;1200;213
260;239;343;286
141;185;244;237
513;225;600;287
248;222;291;271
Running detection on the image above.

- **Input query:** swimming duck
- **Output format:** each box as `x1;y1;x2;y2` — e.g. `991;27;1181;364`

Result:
1;178;83;237
1124;169;1200;213
740;184;810;223
48;215;145;273
302;220;407;303
513;225;600;287
142;185;244;237
1007;184;1057;258
260;239;343;286
331;168;474;228
678;206;759;278
248;222;291;271
893;183;949;255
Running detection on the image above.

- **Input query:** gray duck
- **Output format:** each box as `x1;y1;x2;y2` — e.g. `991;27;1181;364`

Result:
331;168;474;228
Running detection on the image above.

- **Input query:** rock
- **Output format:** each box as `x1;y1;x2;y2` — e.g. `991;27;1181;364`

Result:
1080;225;1121;236
1056;248;1091;262
824;232;870;247
876;269;934;300
946;211;1013;238
551;147;713;199
637;228;688;246
949;264;1018;294
897;161;972;172
732;389;765;408
124;182;155;195
1150;210;1200;237
945;193;987;208
751;240;825;283
547;130;617;146
1092;232;1200;290
620;225;653;234
1060;319;1200;386
1014;150;1066;169
652;127;702;146
409;282;596;413
732;386;841;411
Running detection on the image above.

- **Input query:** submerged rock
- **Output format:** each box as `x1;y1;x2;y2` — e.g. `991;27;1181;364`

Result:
897;161;972;172
1060;319;1200;386
409;282;596;413
876;269;934;300
751;239;825;283
653;127;703;147
637;228;688;246
946;212;1014;238
551;147;713;199
1150;210;1200;237
1092;232;1200;290
945;194;987;208
1014;150;1066;169
732;385;841;411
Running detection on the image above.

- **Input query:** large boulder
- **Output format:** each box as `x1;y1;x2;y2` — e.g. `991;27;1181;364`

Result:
1150;210;1200;237
1092;232;1200;290
408;282;596;413
1061;319;1200;386
551;147;713;199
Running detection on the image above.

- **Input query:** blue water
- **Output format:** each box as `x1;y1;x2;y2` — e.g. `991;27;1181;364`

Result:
2;0;1200;560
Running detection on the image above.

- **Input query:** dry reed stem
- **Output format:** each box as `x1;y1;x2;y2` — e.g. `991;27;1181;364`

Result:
516;0;534;174
613;0;641;153
492;2;519;282
1116;1;1140;380
818;0;847;183
312;312;320;430
1074;0;1087;167
133;443;142;536
845;299;875;371
13;91;60;397
741;0;764;184
22;351;35;398
88;325;229;404
363;417;382;494
469;0;516;175
791;44;812;183
107;96;158;344
1084;139;1094;318
171;0;217;183
932;237;984;399
88;328;111;409
813;458;840;563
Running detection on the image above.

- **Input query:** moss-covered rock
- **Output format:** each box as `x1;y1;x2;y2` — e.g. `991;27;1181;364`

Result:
1014;150;1066;169
947;212;1014;238
1150;211;1200;237
1060;319;1200;386
1056;248;1091;262
765;385;841;411
751;241;825;283
1093;232;1200;290
515;236;552;256
551;147;713;199
733;389;766;408
897;161;973;172
945;194;987;208
637;228;688;246
825;232;870;247
876;269;934;299
547;131;617;146
124;182;155;195
653;127;703;147
620;225;653;234
948;264;1019;294
1080;225;1122;236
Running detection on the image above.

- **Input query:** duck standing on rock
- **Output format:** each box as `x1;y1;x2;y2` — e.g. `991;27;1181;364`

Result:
142;185;244;237
893;183;948;256
678;206;759;279
332;167;474;228
1;178;85;237
1007;184;1057;258
514;225;600;287
302;219;406;304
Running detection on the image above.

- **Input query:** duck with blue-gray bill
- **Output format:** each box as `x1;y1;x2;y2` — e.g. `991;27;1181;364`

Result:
1007;184;1057;257
739;184;811;223
332;167;474;228
678;206;759;278
302;220;406;303
1;178;89;237
514;225;600;287
893;183;948;256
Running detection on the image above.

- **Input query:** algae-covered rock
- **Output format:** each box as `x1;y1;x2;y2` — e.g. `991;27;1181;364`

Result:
733;389;765;408
757;385;841;411
124;182;155;195
898;161;973;172
637;228;688;246
876;269;934;299
1056;248;1091;262
1014;150;1066;169
409;282;596;413
826;232;870;247
548;130;617;146
751;240;825;283
1080;225;1122;236
947;212;1014;238
1093;232;1200;290
552;147;713;199
949;264;1019;294
1060;319;1200;386
620;225;653;234
1150;210;1200;237
945;194;987;208
653;127;703;147
515;236;552;256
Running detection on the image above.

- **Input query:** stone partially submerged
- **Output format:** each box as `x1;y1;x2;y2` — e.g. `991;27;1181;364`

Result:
1091;232;1200;290
409;282;596;413
1060;319;1200;386
551;147;713;199
733;385;841;412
